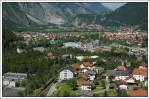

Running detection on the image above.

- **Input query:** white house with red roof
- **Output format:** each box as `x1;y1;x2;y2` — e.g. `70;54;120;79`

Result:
132;63;148;82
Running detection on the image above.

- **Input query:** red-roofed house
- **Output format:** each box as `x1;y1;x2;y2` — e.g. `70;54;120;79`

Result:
77;73;88;80
72;63;80;71
83;62;94;67
132;65;148;82
80;62;95;70
77;73;93;91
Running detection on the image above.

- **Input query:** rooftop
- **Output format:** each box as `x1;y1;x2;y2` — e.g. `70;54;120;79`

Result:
72;63;80;70
114;66;127;71
132;68;148;78
85;70;96;76
83;62;94;68
106;70;130;76
3;72;27;82
77;73;88;80
77;79;93;86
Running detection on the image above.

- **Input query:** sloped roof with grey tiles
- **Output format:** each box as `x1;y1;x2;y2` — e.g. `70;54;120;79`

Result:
106;70;130;76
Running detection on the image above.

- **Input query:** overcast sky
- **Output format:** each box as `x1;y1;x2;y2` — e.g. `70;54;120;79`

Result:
101;3;126;10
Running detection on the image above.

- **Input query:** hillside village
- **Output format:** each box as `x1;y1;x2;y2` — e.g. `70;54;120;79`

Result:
50;58;148;96
3;53;148;96
2;2;148;97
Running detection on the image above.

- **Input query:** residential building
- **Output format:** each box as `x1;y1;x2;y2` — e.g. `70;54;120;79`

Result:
3;72;27;87
82;62;95;70
114;66;127;71
33;47;46;52
63;42;81;48
58;68;74;81
77;73;93;91
132;63;148;82
93;67;104;74
124;76;135;84
119;84;128;90
85;70;96;81
106;70;130;81
71;63;81;71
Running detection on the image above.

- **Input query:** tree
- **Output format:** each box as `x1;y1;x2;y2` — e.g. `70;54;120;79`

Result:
18;90;25;96
99;80;105;88
21;80;27;87
55;83;76;97
61;78;78;90
117;89;128;97
107;89;117;96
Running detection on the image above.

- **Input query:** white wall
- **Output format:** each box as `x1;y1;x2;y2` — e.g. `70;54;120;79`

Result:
59;70;73;81
133;75;144;82
126;78;135;83
3;79;16;87
119;85;127;90
115;76;129;80
81;86;91;91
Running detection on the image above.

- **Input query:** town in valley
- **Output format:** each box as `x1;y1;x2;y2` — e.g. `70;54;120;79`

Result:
2;2;148;97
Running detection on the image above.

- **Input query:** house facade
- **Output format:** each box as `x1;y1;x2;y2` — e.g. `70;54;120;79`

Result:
81;85;91;91
2;72;27;88
59;69;74;81
106;70;130;81
132;64;148;82
3;79;16;87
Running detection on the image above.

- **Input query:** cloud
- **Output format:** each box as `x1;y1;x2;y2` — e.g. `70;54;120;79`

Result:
101;3;126;10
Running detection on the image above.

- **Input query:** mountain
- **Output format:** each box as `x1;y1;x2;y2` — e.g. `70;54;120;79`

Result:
71;2;148;30
3;2;147;31
106;2;148;27
76;3;110;13
2;2;110;30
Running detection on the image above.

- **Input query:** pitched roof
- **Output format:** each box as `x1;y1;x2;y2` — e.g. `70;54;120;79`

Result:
58;66;75;73
115;80;127;85
132;68;139;75
72;63;80;70
124;76;134;81
77;79;93;86
83;62;94;68
139;62;147;67
106;70;130;76
115;66;127;71
77;73;88;80
128;89;148;97
132;68;148;78
85;70;96;75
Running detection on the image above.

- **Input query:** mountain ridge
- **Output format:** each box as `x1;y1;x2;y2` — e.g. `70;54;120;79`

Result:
2;2;148;31
71;2;148;30
2;2;109;29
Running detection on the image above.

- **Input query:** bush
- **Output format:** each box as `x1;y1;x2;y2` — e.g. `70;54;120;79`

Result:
117;89;128;97
21;80;27;87
55;83;77;97
91;85;96;90
107;89;117;97
99;80;105;88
